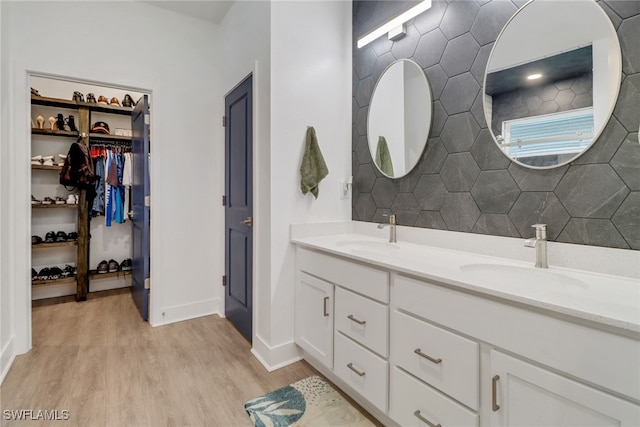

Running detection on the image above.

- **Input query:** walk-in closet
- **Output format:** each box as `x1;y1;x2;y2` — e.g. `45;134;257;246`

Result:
30;75;151;319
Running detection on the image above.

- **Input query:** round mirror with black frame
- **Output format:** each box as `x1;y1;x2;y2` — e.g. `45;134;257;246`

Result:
368;59;432;179
483;0;621;169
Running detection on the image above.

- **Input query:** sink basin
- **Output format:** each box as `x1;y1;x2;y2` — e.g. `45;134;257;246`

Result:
460;263;587;289
336;240;399;257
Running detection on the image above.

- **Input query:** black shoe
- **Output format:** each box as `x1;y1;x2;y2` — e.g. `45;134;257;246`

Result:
120;258;132;271
108;259;120;273
122;94;135;108
56;231;68;242
32;268;38;281
67;232;78;241
44;231;56;243
72;91;84;102
61;265;74;278
86;93;96;103
31;235;43;245
38;267;50;280
49;266;63;280
97;260;108;274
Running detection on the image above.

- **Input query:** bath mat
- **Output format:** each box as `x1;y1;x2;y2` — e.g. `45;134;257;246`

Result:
244;375;375;427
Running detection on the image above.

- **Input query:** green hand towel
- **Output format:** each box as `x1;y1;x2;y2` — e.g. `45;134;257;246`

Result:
375;136;394;177
300;126;329;199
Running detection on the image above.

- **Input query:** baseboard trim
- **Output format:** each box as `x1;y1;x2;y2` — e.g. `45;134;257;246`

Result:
0;337;16;386
150;298;220;327
251;334;302;372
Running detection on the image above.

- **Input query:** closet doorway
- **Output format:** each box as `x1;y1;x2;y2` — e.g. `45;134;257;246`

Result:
29;75;151;320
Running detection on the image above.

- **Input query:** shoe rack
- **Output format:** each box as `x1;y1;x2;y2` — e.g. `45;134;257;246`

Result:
31;93;133;301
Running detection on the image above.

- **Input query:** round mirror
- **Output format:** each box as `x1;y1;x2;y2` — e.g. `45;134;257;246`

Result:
483;0;621;169
368;59;432;178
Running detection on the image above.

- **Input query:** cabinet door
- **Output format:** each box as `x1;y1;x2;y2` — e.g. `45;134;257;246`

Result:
295;272;333;368
490;350;640;427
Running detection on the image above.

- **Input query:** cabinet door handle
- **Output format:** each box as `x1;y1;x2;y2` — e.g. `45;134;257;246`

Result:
492;375;500;412
414;348;442;364
347;363;365;377
347;314;366;325
413;410;441;427
323;296;329;317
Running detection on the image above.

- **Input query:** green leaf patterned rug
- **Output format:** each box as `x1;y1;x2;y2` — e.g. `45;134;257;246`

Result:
244;376;375;427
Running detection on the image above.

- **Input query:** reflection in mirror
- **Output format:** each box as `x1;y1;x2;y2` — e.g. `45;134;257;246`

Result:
368;59;432;178
483;0;621;169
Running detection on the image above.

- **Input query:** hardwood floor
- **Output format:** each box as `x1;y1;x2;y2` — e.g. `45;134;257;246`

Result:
1;289;379;426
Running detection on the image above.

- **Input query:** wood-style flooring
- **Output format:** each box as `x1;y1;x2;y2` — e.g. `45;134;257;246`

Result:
1;289;379;426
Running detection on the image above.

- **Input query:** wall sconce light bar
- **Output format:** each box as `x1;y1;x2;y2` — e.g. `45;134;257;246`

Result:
357;0;432;49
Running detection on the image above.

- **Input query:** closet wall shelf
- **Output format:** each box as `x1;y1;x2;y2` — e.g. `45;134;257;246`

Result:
31;164;63;171
31;95;133;116
89;270;132;280
32;204;78;209
32;277;76;287
89;133;132;142
31;128;79;138
32;241;77;250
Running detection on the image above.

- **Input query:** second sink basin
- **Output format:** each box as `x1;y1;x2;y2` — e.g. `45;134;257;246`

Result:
336;240;400;257
460;263;587;289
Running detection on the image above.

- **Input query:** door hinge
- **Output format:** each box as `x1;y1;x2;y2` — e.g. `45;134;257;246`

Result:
222;116;227;127
222;275;227;287
144;195;151;207
144;278;150;289
144;113;150;125
222;195;226;206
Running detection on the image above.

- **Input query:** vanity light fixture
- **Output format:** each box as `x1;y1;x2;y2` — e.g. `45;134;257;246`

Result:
527;73;543;80
357;0;432;49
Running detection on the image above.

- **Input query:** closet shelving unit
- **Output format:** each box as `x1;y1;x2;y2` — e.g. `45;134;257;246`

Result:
31;94;133;300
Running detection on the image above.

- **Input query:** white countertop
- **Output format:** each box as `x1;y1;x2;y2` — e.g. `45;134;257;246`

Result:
292;232;640;335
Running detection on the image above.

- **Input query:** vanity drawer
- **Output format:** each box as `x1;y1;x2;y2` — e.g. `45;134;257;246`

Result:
297;248;388;303
391;310;479;410
390;367;479;427
335;287;388;357
334;332;388;412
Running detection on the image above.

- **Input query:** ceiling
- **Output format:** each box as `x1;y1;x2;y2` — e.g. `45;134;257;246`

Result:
142;1;234;24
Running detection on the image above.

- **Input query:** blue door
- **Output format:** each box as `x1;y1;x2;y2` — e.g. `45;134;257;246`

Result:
225;76;253;342
131;95;150;320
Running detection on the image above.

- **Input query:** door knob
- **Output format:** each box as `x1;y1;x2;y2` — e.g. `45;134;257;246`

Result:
242;216;253;227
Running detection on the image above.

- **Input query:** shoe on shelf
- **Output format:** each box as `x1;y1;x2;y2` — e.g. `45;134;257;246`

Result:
37;267;50;281
61;265;75;278
72;91;84;102
42;196;54;205
48;266;63;280
44;231;56;243
54;196;66;205
32;268;38;281
110;97;120;106
97;260;108;274
31;155;43;165
55;231;68;242
97;95;108;105
86;93;97;103
108;259;120;273
67;231;78;241
31;195;41;205
57;154;66;166
42;155;54;166
66;194;78;204
120;258;132;271
31;235;43;245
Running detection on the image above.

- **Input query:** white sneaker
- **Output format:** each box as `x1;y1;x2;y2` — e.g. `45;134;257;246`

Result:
31;155;42;165
57;154;66;166
66;194;78;204
42;155;54;166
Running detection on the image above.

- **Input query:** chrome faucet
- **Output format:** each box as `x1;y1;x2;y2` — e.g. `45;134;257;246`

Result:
377;214;397;243
524;224;548;268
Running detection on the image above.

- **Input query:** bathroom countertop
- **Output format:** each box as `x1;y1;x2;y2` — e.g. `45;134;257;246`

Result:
292;233;640;335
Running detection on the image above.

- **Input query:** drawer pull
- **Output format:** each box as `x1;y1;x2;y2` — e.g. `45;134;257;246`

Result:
413;410;441;427
492;375;500;412
323;296;329;317
414;348;442;364
347;314;366;325
347;363;365;377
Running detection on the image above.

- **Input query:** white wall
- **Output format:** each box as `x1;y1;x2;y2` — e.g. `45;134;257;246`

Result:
2;1;221;370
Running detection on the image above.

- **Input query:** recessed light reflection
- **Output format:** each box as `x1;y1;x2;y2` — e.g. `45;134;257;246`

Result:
527;73;543;80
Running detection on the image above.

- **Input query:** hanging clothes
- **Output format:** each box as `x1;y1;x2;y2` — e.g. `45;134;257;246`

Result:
122;152;133;219
91;156;106;217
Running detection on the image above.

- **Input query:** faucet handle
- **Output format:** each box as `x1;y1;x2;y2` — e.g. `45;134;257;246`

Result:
383;214;396;224
531;224;547;239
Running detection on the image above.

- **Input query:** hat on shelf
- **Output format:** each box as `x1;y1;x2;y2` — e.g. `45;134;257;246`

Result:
110;97;120;106
91;121;110;134
97;95;109;105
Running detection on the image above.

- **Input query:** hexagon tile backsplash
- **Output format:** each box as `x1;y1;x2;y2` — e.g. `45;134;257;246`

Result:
352;0;640;250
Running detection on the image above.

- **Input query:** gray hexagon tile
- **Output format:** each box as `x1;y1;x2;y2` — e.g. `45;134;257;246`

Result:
440;33;480;77
392;193;420;226
354;193;377;222
414;29;448;69
414;0;448;35
415;175;448;210
613;73;640;132
471;43;493;85
472;213;520;238
471;129;511;170
356;107;368;136
354;46;377;80
355;135;371;164
424;65;448;100
371;52;395;84
371;178;396;208
470;91;487;129
470;0;517;46
441;112;481;153
441;72;480;115
508;163;567;191
573;116;627;165
440;192;481;232
509;192;569;240
605;0;640;19
571;76;592;95
441;153;481;191
511;0;528;10
540;85;559;102
419;137;448;174
394;169;422;193
612;192;640;249
415;210;448;229
391;24;421;59
355;76;373;108
370;33;393;57
555;89;576;108
471;170;520;213
372;208;392;224
430;101;448;137
355;162;377;193
439;0;479;40
598;1;622;29
571;93;592;109
557;218;629;249
611;133;640;190
555;164;630;218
